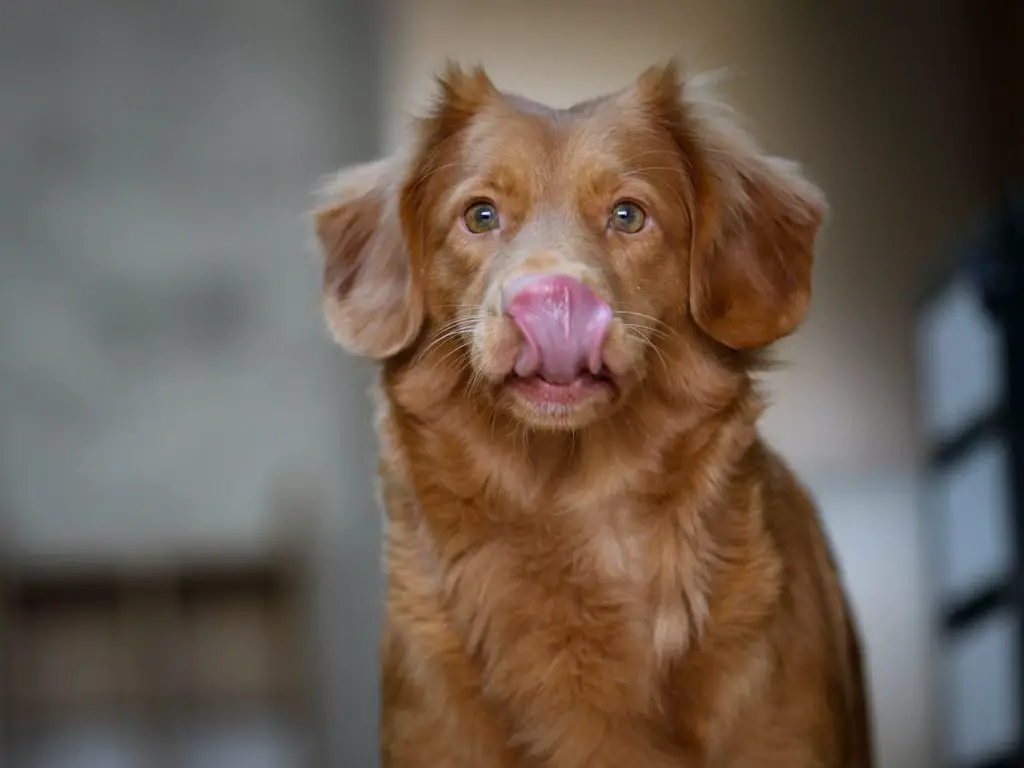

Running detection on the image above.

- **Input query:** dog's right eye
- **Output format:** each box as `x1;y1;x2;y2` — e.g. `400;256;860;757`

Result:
463;201;501;234
609;200;647;234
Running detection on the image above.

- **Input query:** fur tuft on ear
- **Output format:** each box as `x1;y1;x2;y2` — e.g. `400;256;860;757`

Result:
434;60;497;115
397;63;498;270
312;154;424;359
633;59;685;116
678;74;827;350
414;61;498;151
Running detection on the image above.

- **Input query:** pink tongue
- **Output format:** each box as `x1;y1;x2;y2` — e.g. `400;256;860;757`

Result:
502;274;613;385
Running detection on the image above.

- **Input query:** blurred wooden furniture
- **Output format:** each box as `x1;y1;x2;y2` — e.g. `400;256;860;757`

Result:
0;524;325;768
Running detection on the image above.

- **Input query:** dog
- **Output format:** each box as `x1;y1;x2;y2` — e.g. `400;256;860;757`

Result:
312;61;872;767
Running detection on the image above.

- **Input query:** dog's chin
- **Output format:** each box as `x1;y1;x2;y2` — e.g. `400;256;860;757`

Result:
498;371;619;431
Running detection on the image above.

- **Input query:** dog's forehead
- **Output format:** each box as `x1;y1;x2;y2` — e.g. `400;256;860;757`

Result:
460;89;670;180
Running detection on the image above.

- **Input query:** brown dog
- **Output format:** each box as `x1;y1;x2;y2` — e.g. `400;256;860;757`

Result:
313;61;872;767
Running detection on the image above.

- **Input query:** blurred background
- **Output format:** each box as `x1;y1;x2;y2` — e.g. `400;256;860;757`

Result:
0;1;1021;766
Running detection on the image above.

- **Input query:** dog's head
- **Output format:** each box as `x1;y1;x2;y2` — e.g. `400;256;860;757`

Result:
314;63;825;432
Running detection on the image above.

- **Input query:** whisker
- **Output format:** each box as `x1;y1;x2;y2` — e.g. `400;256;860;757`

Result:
415;327;469;364
430;342;470;374
414;312;482;360
614;310;683;345
622;322;671;344
620;323;670;376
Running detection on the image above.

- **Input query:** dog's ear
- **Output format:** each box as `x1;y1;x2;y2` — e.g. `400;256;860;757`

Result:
312;155;424;359
689;149;825;350
313;63;494;360
640;64;826;350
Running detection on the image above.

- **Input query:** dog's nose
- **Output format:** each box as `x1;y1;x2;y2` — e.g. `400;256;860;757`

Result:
501;274;612;384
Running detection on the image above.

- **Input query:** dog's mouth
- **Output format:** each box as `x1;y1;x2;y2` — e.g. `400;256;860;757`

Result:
506;368;616;407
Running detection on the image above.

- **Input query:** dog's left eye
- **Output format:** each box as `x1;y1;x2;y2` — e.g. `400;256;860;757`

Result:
464;200;501;234
608;200;647;234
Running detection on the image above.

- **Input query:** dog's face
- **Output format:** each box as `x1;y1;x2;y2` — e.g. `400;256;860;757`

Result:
314;64;824;432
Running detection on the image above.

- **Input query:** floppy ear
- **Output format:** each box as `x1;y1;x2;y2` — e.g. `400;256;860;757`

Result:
312;155;424;359
673;71;827;350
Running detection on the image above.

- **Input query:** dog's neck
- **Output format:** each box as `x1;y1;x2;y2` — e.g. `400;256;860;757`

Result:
377;347;764;525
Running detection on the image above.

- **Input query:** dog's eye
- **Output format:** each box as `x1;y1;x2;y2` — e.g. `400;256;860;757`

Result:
463;201;500;234
609;201;646;234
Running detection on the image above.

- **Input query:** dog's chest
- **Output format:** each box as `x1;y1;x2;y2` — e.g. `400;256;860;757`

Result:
439;503;694;722
386;444;717;766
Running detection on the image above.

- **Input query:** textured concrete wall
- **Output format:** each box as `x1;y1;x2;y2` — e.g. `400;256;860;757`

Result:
0;2;385;764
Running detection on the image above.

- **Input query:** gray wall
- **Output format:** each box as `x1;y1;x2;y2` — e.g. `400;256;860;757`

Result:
0;2;383;764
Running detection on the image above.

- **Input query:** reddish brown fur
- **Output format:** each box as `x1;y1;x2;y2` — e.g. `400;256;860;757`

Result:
313;61;873;767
